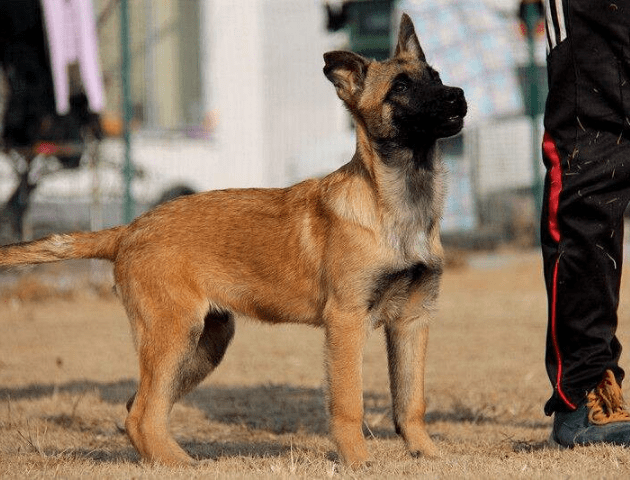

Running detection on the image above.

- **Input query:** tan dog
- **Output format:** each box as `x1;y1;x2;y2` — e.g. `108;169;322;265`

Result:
0;14;466;466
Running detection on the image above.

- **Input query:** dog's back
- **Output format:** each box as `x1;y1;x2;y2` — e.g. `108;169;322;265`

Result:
0;178;323;269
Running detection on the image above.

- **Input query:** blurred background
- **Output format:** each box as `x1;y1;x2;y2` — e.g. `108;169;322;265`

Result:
0;0;548;249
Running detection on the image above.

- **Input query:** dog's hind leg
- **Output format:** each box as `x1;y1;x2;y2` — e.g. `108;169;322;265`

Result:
123;297;232;466
173;309;235;401
126;310;235;412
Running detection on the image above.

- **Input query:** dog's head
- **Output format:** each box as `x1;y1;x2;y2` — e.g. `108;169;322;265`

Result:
323;14;467;148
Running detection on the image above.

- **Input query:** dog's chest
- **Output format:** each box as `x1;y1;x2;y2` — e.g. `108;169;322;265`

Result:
366;260;437;328
380;167;443;260
385;224;429;262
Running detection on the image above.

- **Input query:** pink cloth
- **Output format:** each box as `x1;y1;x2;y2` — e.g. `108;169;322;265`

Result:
40;0;104;114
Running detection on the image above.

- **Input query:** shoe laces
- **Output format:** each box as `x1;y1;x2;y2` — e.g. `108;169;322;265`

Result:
587;370;630;425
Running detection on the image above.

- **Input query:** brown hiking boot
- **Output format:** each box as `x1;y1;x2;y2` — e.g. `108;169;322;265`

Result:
586;370;630;425
551;370;630;447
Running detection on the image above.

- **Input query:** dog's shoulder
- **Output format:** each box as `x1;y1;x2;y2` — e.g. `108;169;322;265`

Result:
316;160;379;231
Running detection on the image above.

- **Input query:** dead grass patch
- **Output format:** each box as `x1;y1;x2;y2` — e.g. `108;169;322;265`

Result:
2;250;630;478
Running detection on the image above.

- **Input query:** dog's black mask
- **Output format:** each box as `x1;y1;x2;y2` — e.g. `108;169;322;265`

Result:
388;69;467;146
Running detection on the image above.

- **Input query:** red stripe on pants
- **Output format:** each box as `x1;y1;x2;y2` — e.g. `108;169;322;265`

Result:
543;131;562;243
543;130;576;410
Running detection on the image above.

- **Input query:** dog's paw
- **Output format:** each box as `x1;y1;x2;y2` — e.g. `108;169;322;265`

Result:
410;446;441;459
400;423;440;459
336;440;369;467
408;435;441;459
339;459;373;472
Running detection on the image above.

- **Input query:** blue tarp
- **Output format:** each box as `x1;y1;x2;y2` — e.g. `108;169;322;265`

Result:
397;0;524;123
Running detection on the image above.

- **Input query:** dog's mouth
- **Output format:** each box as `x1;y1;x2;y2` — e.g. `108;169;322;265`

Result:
434;92;467;137
445;114;464;128
434;113;465;138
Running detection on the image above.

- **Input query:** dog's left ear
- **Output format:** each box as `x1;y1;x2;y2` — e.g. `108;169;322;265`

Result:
394;13;426;62
323;51;370;109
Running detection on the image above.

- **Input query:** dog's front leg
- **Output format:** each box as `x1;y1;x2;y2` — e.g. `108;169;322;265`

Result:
324;304;368;466
386;288;440;458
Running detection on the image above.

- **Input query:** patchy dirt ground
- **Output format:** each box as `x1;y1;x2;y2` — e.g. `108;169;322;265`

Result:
2;250;630;478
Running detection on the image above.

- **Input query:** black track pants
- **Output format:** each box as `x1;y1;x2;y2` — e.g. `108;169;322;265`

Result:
542;0;630;415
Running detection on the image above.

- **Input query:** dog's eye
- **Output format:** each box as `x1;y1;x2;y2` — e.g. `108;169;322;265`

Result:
391;80;409;94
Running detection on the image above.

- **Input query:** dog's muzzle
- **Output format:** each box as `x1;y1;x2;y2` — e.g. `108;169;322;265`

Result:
433;86;467;138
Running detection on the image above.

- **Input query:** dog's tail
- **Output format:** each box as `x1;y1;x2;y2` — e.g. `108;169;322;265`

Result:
0;226;126;266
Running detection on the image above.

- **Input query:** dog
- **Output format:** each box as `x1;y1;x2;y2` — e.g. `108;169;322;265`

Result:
0;13;466;466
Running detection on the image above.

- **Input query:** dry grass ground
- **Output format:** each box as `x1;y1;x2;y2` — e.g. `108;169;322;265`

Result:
2;250;630;478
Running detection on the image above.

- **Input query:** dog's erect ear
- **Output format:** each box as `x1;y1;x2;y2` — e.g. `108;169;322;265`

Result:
394;13;426;62
323;51;370;108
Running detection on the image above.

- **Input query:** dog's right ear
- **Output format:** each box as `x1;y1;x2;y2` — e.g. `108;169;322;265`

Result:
323;51;369;108
394;13;426;62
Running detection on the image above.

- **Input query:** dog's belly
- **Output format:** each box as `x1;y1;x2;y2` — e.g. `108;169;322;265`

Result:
200;267;324;327
238;288;324;326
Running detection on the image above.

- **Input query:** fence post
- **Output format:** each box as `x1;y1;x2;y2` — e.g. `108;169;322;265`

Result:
521;0;544;244
121;0;134;223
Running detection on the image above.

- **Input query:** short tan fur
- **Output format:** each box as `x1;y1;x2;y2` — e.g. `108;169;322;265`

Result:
0;14;466;466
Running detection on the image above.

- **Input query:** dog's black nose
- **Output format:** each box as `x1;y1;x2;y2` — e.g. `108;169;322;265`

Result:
443;87;467;118
444;87;464;104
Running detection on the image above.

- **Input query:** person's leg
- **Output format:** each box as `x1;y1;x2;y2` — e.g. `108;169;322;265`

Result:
541;0;630;443
542;130;629;412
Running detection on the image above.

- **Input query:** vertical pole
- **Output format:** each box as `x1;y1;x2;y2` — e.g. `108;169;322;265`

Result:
143;0;156;128
121;0;134;223
89;135;103;283
523;2;543;244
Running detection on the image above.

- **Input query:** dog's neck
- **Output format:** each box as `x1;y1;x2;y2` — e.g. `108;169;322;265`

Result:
353;124;444;223
324;124;444;264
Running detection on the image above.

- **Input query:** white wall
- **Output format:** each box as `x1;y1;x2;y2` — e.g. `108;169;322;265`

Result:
205;0;267;188
260;0;350;186
2;0;352;211
203;0;350;189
